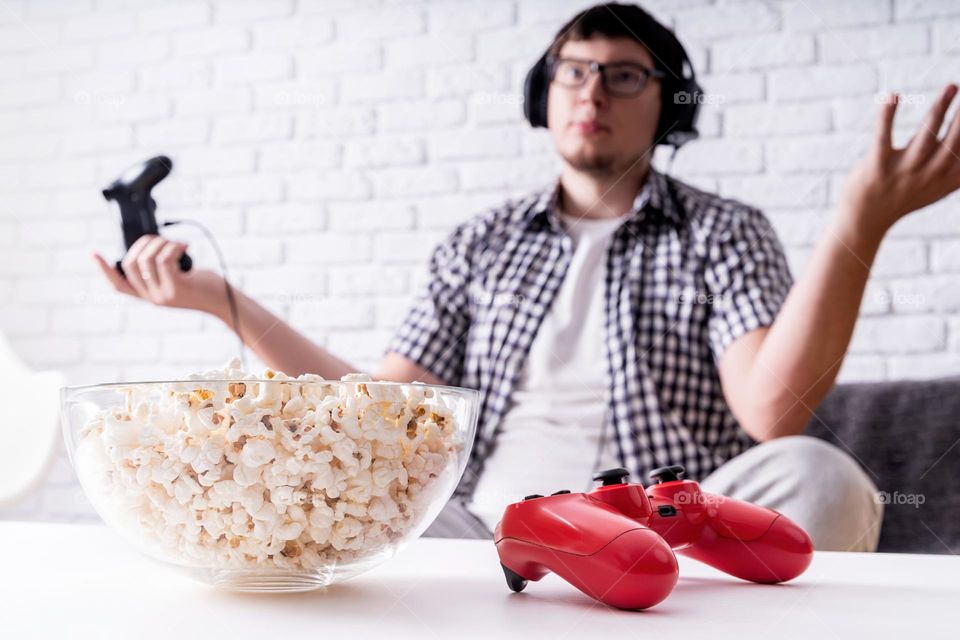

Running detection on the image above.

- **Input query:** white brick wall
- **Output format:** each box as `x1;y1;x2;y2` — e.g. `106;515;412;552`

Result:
2;0;959;522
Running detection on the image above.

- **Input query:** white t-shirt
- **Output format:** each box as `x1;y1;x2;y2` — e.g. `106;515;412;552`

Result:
467;208;629;533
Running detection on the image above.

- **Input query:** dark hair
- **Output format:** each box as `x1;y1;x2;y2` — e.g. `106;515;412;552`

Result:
547;3;687;93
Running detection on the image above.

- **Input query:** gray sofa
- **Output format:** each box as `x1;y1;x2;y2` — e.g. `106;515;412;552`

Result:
804;377;960;554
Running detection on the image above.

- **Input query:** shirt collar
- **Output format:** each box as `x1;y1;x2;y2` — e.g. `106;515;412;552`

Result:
522;166;682;234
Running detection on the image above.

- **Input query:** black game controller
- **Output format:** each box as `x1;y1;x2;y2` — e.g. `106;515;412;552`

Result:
102;155;192;277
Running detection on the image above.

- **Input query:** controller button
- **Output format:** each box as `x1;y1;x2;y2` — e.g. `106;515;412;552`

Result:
551;490;571;496
657;505;678;517
523;494;544;501
649;465;686;484
592;467;631;486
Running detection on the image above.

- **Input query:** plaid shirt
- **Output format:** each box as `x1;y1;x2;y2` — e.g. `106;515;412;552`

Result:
386;168;793;505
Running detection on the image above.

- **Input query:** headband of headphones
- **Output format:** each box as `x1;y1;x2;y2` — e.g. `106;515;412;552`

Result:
522;16;702;149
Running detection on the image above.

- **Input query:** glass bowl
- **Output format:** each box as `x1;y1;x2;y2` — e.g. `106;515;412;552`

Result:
61;375;478;592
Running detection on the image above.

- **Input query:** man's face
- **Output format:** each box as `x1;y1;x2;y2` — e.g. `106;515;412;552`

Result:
547;37;662;177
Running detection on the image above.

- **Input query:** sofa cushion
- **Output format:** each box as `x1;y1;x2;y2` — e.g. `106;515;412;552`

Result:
804;377;960;554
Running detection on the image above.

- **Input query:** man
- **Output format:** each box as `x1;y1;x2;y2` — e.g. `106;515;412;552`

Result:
95;4;960;552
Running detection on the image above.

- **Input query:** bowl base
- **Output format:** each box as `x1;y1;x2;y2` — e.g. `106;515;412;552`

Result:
205;569;335;592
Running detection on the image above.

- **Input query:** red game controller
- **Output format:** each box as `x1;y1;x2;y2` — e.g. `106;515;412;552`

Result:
494;465;814;610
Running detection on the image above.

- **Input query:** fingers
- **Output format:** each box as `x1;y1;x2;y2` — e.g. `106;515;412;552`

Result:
136;236;169;301
96;236;189;307
906;83;958;162
120;234;159;301
155;241;188;300
936;88;960;170
92;252;136;297
874;92;898;159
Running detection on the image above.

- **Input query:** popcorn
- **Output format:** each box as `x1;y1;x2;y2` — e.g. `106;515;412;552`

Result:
74;358;464;571
240;439;275;467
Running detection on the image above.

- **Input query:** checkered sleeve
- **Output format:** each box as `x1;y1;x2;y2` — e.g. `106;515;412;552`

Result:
384;225;472;386
704;206;794;360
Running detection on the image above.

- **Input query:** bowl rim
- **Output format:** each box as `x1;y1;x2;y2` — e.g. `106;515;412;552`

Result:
61;378;480;398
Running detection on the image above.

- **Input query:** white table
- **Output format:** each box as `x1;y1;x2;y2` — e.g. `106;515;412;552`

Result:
3;521;956;638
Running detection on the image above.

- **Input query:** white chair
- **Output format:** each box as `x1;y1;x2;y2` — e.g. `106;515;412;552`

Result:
0;331;64;508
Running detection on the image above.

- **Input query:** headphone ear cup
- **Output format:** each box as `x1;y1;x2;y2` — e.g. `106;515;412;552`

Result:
658;76;702;148
523;53;550;128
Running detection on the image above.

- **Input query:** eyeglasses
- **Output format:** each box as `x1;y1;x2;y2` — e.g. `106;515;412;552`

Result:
548;56;665;97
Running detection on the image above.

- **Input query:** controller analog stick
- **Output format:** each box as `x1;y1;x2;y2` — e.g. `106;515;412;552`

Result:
648;465;686;484
592;467;631;486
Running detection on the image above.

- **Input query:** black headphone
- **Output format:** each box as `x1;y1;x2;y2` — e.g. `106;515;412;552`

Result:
522;35;703;149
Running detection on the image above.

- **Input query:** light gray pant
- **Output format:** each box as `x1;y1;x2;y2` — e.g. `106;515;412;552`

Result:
700;435;883;552
426;435;884;552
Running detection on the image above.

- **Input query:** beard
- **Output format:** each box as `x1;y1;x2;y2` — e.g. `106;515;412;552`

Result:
560;145;648;178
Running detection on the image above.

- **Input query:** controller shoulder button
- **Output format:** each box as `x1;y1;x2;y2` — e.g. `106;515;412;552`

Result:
523;494;544;501
551;490;571;496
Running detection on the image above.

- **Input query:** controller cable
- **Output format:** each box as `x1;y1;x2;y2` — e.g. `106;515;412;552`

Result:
588;403;616;492
161;219;248;372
